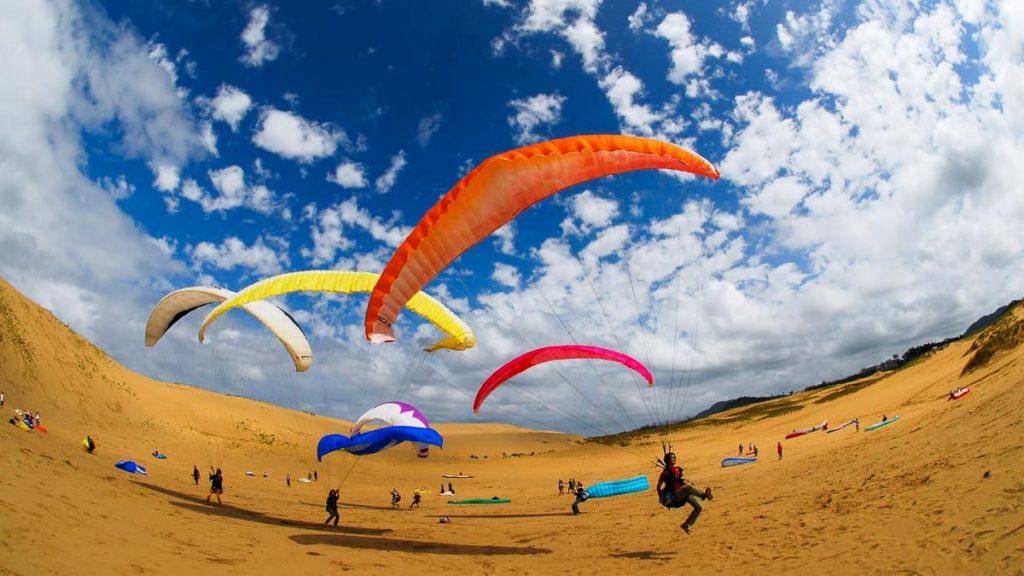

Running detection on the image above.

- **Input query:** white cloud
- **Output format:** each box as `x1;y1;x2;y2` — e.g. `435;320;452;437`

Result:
775;2;838;65
628;3;650;31
375;150;407;193
417;113;443;147
0;0;187;345
507;93;567;144
491;262;521;289
517;0;607;73
189;236;287;275
208;84;253;132
598;68;662;136
100;175;135;200
199;121;218;155
744;175;808;218
177;166;277;215
329;161;368;189
655;12;733;94
152;163;181;192
732;2;753;31
240;6;280;67
252;108;342;162
561;190;620;235
301;197;409;266
492;221;517;256
550;49;564;68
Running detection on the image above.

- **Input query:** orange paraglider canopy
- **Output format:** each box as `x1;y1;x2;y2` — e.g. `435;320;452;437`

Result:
365;134;719;344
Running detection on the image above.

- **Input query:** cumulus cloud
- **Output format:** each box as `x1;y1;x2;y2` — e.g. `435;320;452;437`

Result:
598;68;663;136
655;12;737;96
628;3;650;31
301;197;409;266
329;161;368;189
176;166;277;215
374;150;407;193
775;1;839;66
189;236;288;275
240;5;280;67
100;175;136;200
507;93;567;144
417;113;443;148
493;221;517;256
207;84;253;132
561;190;621;235
491;262;521;289
516;0;607;73
252;108;342;162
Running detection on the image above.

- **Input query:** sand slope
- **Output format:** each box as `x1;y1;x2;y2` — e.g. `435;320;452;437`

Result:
1;277;1022;576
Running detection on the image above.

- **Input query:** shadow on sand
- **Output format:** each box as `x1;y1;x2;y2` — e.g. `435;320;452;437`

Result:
289;533;552;556
429;512;573;519
610;550;676;561
136;482;392;536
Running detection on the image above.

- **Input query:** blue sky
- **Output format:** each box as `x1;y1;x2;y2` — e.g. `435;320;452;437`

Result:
2;0;1022;436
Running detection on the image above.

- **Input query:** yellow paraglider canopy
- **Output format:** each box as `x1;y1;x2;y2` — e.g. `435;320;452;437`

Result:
198;270;475;353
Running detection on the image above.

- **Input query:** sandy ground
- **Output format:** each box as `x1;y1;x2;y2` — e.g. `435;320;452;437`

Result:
1;276;1022;576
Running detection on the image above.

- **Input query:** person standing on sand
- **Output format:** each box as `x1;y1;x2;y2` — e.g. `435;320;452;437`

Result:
571;483;588;514
558;479;565;495
192;465;200;485
324;489;340;526
855;419;860;432
753;444;759;458
286;474;291;487
777;442;783;460
0;391;4;408
656;452;713;535
206;468;223;506
738;443;743;456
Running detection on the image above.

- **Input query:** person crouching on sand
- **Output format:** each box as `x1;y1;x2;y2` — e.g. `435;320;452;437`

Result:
657;452;713;535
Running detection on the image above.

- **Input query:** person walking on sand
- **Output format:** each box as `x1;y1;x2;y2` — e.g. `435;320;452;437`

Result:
656;452;713;535
286;474;291;488
410;492;422;508
192;465;200;485
0;391;4;408
777;441;783;460
206;468;224;506
324;489;340;526
390;488;401;508
738;443;743;456
855;418;860;432
558;479;565;495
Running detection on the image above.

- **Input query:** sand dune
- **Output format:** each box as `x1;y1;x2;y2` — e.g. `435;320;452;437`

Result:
1;276;1022;575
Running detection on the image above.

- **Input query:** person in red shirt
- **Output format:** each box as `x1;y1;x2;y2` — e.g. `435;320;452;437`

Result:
656;452;712;534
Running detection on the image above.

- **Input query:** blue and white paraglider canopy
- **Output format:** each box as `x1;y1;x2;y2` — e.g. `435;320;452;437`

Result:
317;426;444;461
114;460;148;475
